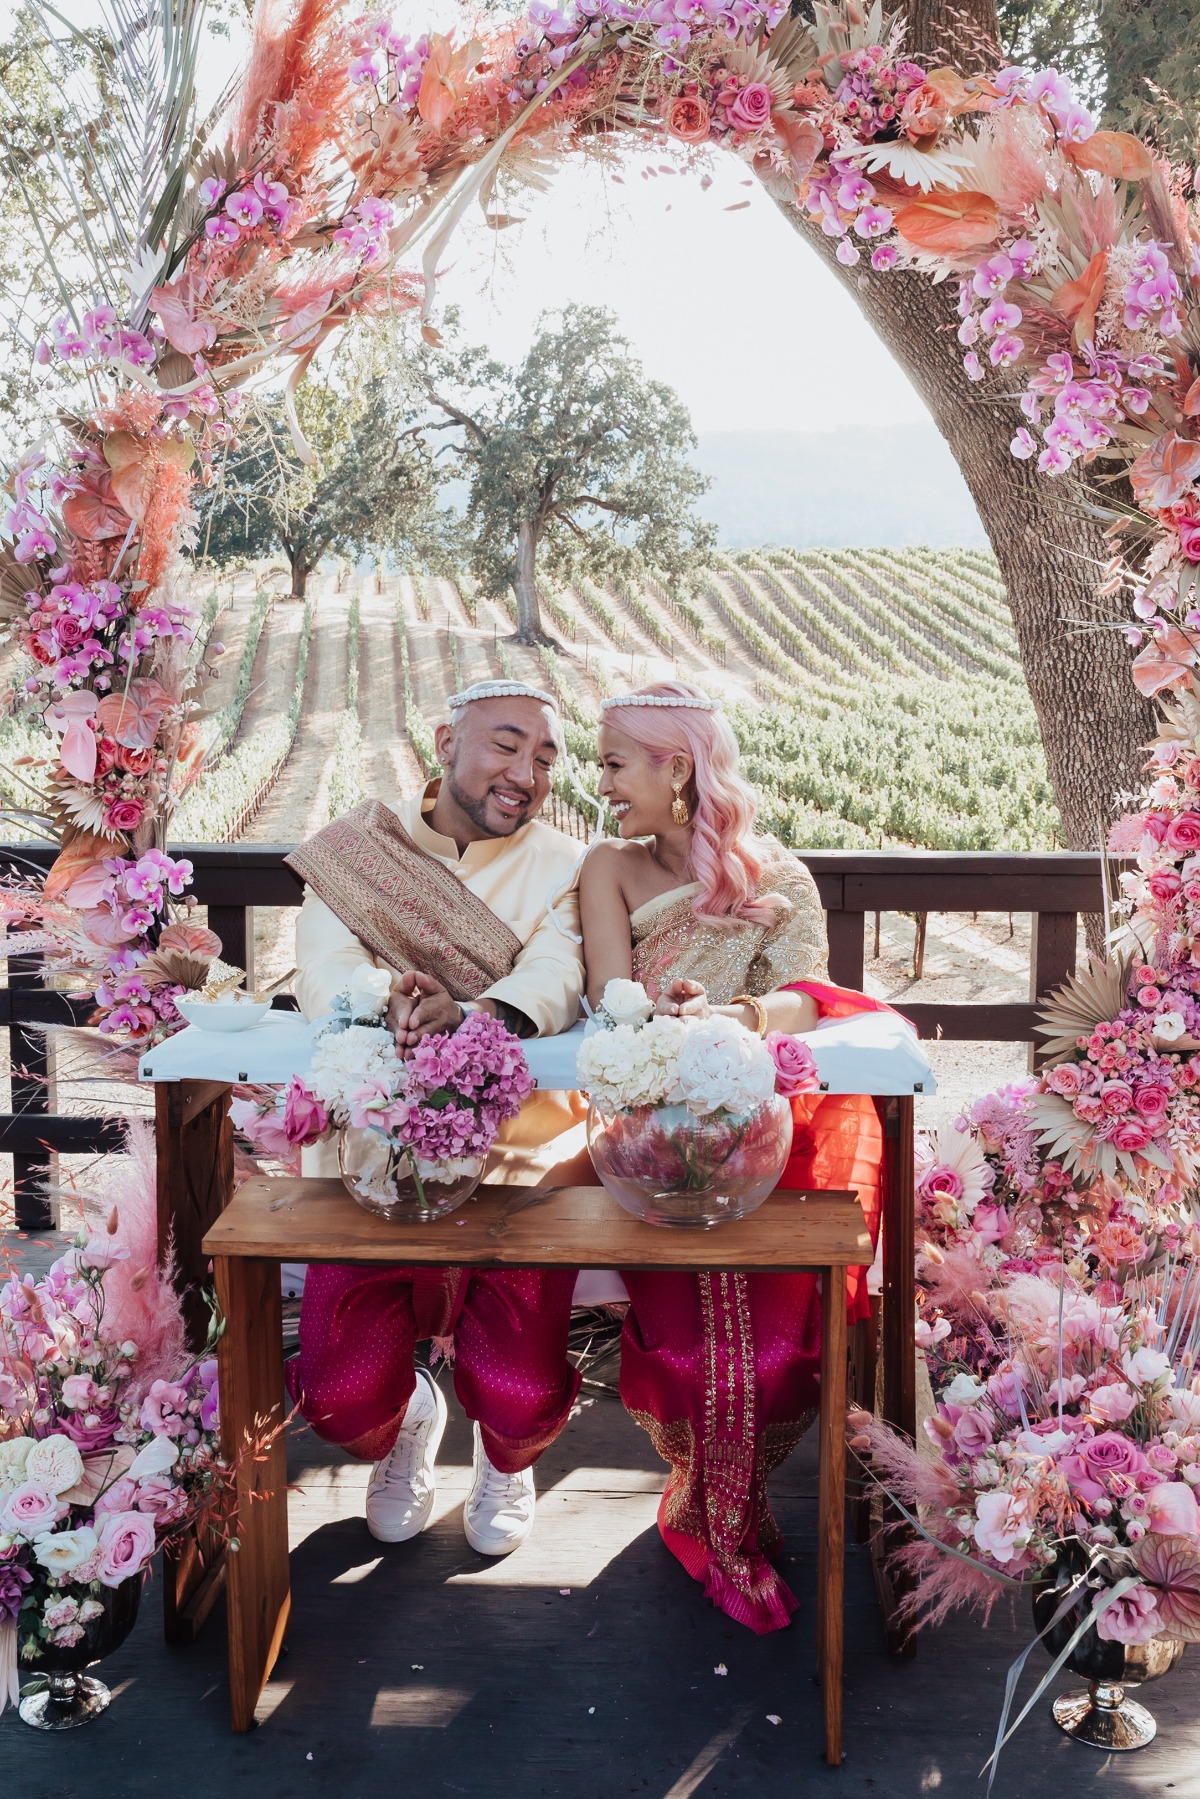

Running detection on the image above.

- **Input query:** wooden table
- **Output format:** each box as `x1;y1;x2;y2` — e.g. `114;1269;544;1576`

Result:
202;1177;870;1761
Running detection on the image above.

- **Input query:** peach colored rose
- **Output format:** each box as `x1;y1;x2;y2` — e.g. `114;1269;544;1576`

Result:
666;94;711;144
901;81;950;144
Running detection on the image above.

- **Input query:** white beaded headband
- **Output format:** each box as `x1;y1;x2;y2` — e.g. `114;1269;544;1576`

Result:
599;693;720;713
447;680;558;713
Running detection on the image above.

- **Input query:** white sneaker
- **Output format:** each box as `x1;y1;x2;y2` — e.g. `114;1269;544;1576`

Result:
365;1369;447;1544
463;1421;536;1556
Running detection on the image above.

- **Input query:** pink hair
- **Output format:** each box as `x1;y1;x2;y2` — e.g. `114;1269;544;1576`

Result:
602;681;784;925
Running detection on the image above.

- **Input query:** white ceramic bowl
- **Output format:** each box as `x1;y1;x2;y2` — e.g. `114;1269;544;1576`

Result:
176;997;272;1034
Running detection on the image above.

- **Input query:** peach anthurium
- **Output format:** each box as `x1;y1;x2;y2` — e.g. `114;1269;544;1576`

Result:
1051;249;1109;349
1063;130;1154;182
893;188;999;252
417;34;483;133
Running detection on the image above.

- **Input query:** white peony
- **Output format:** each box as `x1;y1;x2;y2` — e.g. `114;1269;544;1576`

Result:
599;979;654;1027
343;962;393;1019
0;1436;34;1494
33;1525;98;1576
670;1017;776;1117
26;1433;84;1496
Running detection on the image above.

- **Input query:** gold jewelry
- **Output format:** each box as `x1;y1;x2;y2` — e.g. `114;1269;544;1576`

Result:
671;781;690;826
731;992;768;1037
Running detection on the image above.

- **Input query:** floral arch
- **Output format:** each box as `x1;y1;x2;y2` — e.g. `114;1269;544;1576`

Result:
8;0;1200;1667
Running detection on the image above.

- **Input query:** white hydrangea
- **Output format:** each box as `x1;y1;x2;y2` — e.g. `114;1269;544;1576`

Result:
309;1023;401;1115
670;1017;776;1118
577;1016;689;1111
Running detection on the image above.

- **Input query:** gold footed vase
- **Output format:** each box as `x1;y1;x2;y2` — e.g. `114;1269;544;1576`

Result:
1033;1554;1185;1751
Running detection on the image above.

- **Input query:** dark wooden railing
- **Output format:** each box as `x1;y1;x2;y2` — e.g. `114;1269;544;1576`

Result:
0;845;1100;1230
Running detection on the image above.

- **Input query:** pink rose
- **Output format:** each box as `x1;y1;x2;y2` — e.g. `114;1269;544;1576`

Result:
920;1164;964;1203
282;1078;330;1146
764;1031;818;1098
0;1481;65;1539
54;615;86;648
133;1476;189;1525
1146;1481;1200;1536
1143;813;1171;843
94;1476;138;1516
1148;867;1183;900
229;1096;293;1161
727;82;773;133
952;1408;994;1457
973;1201;1009;1246
1101;1080;1134;1116
1109;1117;1154;1152
1074;1095;1105;1125
1089;1382;1136;1424
1134;1082;1172;1125
900;80;950;143
1178;514;1200;562
1166;812;1200;853
666;94;711;143
104;797;145;833
60;1373;100;1412
1046;1063;1084;1097
96;1509;157;1587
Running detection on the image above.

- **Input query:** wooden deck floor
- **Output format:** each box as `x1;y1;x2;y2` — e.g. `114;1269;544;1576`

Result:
3;1250;1199;1795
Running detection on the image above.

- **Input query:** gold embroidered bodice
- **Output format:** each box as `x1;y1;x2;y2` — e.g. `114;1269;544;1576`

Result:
629;845;828;1005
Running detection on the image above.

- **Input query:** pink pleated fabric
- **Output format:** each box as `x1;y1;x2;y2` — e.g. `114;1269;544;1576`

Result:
288;1263;580;1473
619;980;889;1634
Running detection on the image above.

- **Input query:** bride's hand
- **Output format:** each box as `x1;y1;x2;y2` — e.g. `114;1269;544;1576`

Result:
655;978;710;1019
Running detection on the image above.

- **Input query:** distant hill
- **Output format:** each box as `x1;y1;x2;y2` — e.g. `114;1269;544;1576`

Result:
694;426;988;549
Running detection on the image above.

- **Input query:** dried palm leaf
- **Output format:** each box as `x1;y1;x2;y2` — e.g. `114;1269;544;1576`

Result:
1033;952;1134;1062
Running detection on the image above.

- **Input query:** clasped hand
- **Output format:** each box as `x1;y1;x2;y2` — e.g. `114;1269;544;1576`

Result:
654;977;711;1020
388;970;462;1050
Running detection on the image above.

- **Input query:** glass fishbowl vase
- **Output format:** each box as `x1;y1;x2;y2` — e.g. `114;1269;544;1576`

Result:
338;1127;483;1222
586;1095;793;1228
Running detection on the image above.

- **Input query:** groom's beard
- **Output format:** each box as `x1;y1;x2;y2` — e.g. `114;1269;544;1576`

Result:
444;764;536;837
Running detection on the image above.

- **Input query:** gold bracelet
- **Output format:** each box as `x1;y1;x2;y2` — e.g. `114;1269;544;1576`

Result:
731;993;768;1037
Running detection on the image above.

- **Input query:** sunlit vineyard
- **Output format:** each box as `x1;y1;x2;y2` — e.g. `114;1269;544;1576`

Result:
0;546;1062;852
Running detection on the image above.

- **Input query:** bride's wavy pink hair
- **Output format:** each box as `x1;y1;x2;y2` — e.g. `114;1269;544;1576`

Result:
602;680;784;925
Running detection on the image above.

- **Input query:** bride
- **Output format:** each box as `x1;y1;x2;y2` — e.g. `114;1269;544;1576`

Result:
578;681;888;1633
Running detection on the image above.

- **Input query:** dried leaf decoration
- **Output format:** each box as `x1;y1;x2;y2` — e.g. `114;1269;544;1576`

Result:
1131;624;1198;698
43;832;113;904
924;68;999;115
1063;130;1154;182
1034;954;1133;1062
893;189;999;252
1051;249;1109;348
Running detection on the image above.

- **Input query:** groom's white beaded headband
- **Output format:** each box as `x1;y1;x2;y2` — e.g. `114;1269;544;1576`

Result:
599;693;720;713
447;680;559;713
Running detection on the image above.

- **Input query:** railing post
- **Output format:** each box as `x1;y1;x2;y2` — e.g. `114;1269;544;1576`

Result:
1029;910;1078;1070
7;926;54;1231
826;910;865;990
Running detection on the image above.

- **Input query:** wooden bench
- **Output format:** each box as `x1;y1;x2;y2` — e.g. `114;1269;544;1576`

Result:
203;1177;871;1763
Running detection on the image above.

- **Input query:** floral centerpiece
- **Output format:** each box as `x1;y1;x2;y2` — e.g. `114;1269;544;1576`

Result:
233;964;533;1220
0;1143;228;1728
578;978;817;1228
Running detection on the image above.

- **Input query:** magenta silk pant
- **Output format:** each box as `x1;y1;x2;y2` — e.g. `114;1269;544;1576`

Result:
287;1263;580;1473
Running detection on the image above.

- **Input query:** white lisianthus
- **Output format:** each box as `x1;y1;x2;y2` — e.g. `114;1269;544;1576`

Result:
0;1436;34;1493
670;1017;776;1117
943;1372;986;1408
599;979;654;1027
33;1525;98;1576
1154;1011;1187;1042
309;1023;401;1114
25;1433;84;1496
343;963;393;1019
1122;1346;1173;1393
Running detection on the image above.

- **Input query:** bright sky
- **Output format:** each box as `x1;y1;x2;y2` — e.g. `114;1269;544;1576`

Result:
9;0;931;435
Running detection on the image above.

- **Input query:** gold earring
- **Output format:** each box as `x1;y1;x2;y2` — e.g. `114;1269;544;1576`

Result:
671;781;690;826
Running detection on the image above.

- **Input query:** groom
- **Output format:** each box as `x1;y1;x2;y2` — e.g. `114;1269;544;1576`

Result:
285;680;586;1555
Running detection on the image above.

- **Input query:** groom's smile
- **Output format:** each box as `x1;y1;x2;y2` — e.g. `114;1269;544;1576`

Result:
430;693;560;848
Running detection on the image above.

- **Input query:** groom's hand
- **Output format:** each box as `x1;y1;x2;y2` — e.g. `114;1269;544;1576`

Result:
390;970;463;1049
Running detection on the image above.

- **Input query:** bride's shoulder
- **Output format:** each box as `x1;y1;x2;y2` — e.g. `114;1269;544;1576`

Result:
580;836;640;890
756;838;821;906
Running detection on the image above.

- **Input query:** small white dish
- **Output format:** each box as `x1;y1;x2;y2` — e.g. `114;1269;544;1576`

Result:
176;997;272;1034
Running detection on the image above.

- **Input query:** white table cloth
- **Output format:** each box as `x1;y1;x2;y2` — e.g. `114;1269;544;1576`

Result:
138;1008;936;1095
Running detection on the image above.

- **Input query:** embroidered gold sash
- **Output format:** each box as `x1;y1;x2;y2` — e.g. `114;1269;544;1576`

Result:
285;799;522;998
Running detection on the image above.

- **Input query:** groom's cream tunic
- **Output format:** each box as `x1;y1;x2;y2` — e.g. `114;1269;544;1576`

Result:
293;781;587;1180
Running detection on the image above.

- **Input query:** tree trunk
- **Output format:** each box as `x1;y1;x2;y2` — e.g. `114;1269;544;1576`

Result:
288;548;310;600
762;0;1157;850
512;517;550;644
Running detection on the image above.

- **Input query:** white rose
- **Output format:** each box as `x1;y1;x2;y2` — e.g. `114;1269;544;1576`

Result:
128;1436;180;1480
0;1436;34;1493
343;963;393;1019
600;979;654;1027
1154;1011;1186;1042
25;1433;84;1496
943;1372;986;1408
33;1525;98;1576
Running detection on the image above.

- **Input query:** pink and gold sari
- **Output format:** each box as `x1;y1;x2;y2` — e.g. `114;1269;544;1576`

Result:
617;850;888;1632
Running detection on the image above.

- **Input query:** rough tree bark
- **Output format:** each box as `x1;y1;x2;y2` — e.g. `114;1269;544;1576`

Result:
513;516;550;643
771;0;1158;850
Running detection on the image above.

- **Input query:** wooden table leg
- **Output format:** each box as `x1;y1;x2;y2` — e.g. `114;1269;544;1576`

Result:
214;1254;291;1732
157;1080;236;1643
816;1263;846;1768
